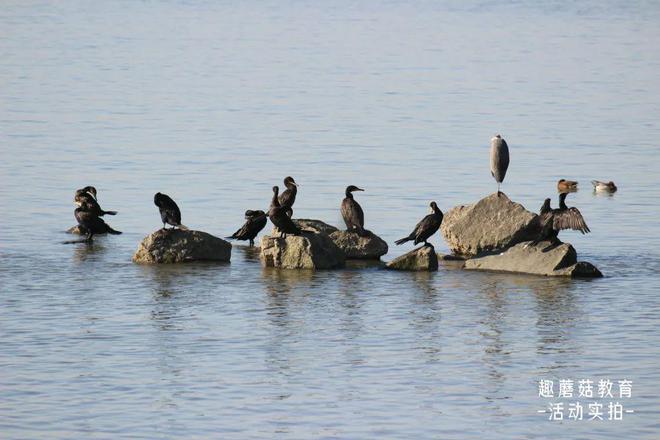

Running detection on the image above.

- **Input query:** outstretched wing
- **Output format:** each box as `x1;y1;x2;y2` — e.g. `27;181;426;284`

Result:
553;208;590;234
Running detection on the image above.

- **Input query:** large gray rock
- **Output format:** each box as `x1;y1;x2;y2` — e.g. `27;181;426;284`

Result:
464;241;602;277
133;229;231;264
276;219;388;260
329;230;388;260
260;231;345;269
441;193;539;257
386;246;438;271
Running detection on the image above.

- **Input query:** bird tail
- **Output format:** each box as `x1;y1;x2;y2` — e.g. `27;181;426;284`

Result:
103;210;118;216
107;226;122;235
394;236;412;246
178;224;189;231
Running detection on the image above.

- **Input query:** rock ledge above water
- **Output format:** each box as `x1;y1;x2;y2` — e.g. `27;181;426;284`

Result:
132;229;231;264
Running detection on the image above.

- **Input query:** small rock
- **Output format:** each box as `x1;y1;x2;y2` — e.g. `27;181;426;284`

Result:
329;230;388;260
132;229;231;264
464;240;602;277
386;246;438;271
260;231;345;269
441;193;539;257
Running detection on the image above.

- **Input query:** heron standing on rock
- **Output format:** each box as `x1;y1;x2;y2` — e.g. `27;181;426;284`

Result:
490;134;509;196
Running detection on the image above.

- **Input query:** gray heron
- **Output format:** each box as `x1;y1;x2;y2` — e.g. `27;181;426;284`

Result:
490;134;510;196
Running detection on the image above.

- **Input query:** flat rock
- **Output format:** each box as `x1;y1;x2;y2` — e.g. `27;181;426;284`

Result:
464;241;602;277
292;219;339;235
260;231;345;269
386;246;438;271
440;193;539;257
329;230;388;260
132;229;231;264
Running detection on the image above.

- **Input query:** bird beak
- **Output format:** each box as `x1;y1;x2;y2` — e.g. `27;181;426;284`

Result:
356;188;364;191
293;182;299;187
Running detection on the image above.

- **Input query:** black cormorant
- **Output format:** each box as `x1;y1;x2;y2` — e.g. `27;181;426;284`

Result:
395;201;443;247
74;201;121;241
227;210;268;246
341;185;366;236
278;176;298;217
490;134;510;196
74;186;117;216
154;192;187;230
269;186;301;237
531;192;590;246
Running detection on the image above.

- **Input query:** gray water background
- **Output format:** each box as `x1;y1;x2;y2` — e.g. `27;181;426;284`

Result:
1;1;660;438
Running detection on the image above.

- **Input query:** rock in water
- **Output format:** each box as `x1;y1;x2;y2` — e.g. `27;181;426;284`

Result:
440;192;538;257
329;230;389;260
260;231;345;269
385;246;438;271
132;229;232;264
276;219;388;260
464;241;602;277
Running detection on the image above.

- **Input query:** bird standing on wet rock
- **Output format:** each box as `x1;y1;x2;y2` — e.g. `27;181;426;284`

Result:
227;210;268;246
74;201;121;242
490;134;509;196
269;186;301;237
278;176;298;217
74;186;117;217
154;192;187;230
531;192;590;246
341;185;367;236
395;201;443;248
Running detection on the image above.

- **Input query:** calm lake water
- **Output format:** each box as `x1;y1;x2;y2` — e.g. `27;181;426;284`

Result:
2;1;660;438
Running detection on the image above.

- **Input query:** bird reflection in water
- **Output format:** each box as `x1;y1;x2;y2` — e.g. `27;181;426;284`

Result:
72;239;105;264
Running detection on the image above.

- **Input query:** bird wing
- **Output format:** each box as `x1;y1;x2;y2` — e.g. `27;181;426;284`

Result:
341;199;364;229
553;208;590;234
413;214;438;242
278;189;295;208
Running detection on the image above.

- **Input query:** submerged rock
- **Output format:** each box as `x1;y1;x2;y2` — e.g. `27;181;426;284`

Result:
441;193;539;257
385;246;438;271
464;241;602;277
260;231;345;269
329;230;388;260
132;229;231;264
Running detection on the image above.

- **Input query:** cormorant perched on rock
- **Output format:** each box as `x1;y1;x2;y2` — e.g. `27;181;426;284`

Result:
591;180;617;193
557;179;578;192
490;134;509;196
74;201;121;242
74;186;117;216
395;201;443;247
269;186;301;237
531;192;590;246
154;192;187;230
278;176;298;217
341;185;366;236
227;210;268;246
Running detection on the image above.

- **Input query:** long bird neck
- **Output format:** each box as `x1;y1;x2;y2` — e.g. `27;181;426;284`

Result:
559;193;568;210
271;190;280;208
286;183;297;194
345;190;353;199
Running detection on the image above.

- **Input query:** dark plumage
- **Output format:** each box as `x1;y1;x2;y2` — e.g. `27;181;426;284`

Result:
531;192;590;246
278;176;298;217
395;201;443;247
341;185;366;236
74;201;121;241
268;186;301;237
154;192;187;230
227;210;268;246
74;186;117;216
